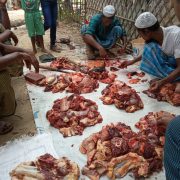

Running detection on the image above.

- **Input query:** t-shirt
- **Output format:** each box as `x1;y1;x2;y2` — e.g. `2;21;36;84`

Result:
84;14;126;40
21;0;40;12
162;25;180;59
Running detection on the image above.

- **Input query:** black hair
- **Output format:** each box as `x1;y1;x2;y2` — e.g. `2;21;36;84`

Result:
137;21;160;32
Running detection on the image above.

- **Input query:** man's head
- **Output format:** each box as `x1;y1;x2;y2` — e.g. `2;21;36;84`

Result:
170;0;180;21
135;12;160;41
102;5;116;27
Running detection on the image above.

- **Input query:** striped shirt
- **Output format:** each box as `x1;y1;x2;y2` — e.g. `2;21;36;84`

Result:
164;115;180;180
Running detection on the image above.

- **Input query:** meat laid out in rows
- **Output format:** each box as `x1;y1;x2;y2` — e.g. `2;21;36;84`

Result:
10;154;80;180
143;82;180;106
50;58;117;84
80;111;175;180
46;95;103;137
104;59;124;69
38;72;99;94
100;80;144;113
126;71;148;84
50;57;78;71
88;70;117;84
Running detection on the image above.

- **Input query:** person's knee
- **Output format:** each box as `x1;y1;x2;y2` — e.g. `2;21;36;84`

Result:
112;26;123;37
113;26;122;31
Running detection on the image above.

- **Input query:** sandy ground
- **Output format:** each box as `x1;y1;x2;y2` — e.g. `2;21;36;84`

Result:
13;22;87;62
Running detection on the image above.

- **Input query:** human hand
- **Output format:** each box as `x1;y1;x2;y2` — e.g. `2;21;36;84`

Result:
99;47;107;58
119;60;134;69
11;32;18;46
20;53;39;73
149;80;164;92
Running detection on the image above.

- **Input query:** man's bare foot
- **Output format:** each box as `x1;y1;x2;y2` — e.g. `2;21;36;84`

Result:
41;48;51;54
175;83;180;93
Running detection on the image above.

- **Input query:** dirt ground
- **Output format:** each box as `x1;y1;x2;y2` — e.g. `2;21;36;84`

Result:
0;10;87;146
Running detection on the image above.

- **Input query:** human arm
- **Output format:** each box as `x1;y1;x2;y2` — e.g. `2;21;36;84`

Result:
0;43;32;54
115;18;128;52
0;43;39;72
0;29;18;45
83;34;107;57
150;58;180;91
120;55;142;68
0;0;7;4
83;14;108;57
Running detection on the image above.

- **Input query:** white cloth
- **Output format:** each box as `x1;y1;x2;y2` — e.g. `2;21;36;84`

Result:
162;25;180;59
135;12;157;28
103;5;115;17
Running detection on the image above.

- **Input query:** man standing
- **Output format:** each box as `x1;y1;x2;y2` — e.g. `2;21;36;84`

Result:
0;42;39;134
81;5;127;59
40;0;61;52
0;0;11;29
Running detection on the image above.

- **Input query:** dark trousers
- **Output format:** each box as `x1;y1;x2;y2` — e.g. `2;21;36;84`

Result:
40;0;58;46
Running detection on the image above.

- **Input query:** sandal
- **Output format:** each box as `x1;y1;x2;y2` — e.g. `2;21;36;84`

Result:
0;121;13;135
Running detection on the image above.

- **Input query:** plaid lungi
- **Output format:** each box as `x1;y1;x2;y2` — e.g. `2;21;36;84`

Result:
140;42;180;81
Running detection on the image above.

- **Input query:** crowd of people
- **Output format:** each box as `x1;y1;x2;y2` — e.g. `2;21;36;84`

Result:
0;0;179;179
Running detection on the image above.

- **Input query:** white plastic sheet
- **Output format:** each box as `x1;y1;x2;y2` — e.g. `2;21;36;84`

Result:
0;133;57;180
5;61;180;179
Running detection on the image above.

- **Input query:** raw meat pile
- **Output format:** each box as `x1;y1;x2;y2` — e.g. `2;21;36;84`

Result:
143;82;180;106
50;57;78;71
100;80;144;113
46;95;103;137
88;70;117;84
50;58;117;84
10;154;80;180
38;72;99;94
80;111;175;179
126;71;146;84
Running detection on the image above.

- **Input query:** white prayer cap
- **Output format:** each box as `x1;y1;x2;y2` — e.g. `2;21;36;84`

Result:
135;12;157;28
103;5;116;18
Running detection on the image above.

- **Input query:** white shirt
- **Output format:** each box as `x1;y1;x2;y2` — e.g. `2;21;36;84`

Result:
162;25;180;59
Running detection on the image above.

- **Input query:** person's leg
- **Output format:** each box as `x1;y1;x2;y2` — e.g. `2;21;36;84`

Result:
37;35;50;54
0;6;11;29
50;1;57;46
100;26;123;49
31;36;37;54
140;42;179;79
40;1;52;31
49;1;61;52
164;116;180;180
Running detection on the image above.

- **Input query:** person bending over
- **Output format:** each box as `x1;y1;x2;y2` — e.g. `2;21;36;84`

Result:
81;5;127;59
121;12;180;92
